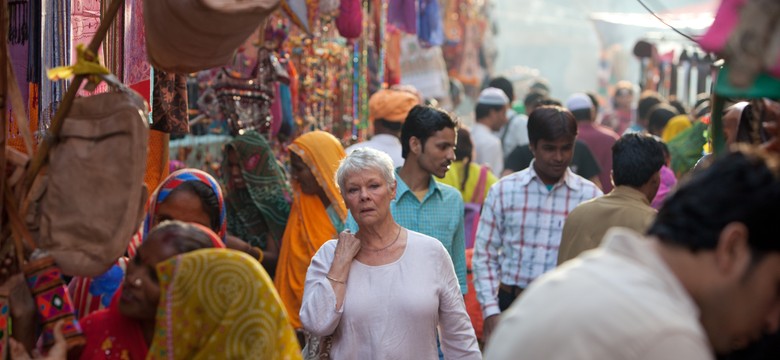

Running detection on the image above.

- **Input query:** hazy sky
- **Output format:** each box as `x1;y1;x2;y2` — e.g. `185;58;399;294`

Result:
490;0;715;100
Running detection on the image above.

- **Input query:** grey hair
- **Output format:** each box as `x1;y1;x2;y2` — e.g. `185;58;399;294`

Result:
336;148;396;192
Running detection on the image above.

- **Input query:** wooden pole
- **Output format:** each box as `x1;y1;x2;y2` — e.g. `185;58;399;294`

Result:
22;0;125;194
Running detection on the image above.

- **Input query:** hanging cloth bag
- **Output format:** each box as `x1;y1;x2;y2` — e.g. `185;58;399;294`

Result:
144;0;281;73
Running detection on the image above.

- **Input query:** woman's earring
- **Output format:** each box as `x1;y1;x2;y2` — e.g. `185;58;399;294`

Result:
133;278;143;287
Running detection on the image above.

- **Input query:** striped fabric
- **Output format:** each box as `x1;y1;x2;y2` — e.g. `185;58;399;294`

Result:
128;169;226;258
472;162;602;318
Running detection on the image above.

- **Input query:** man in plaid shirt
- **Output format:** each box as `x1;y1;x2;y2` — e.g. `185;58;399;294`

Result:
473;106;603;343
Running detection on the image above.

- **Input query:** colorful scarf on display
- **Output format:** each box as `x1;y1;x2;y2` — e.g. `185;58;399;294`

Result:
147;249;301;360
223;130;292;250
274;131;346;329
70;169;227;319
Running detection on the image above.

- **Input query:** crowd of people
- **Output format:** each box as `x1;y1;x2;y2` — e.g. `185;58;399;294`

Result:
2;76;780;360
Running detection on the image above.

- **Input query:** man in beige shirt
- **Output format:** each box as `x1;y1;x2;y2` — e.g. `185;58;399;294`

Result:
485;147;780;359
558;133;664;264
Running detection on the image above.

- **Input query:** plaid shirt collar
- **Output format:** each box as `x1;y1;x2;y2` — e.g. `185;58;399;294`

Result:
519;160;584;192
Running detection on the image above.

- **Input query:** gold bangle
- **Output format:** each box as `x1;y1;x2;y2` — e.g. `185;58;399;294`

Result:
252;247;264;262
326;275;346;284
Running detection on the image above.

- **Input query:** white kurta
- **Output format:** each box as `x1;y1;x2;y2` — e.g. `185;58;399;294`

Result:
300;230;481;360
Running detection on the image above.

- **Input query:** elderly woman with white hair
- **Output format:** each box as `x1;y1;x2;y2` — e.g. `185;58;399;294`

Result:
300;148;481;359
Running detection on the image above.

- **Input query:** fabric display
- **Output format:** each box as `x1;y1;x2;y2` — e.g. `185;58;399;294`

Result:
24;256;84;350
152;68;190;134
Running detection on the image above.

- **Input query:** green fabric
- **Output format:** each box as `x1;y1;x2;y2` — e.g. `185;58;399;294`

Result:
545;184;554;191
667;121;708;177
715;66;780;99
223;131;292;249
326;205;345;233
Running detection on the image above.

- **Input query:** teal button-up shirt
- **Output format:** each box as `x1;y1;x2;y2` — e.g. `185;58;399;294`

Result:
346;171;467;294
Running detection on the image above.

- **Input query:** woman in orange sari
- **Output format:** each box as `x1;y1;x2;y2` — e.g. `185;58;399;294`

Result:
274;131;346;334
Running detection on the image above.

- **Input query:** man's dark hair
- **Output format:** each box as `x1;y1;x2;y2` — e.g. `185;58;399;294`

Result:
169;181;221;232
637;92;665;121
530;80;550;95
571;109;592;121
524;91;547;108
586;92;600;113
647;104;679;135
488;77;514;101
475;103;505;120
374;119;402;132
669;99;687;116
539;98;563;107
401;105;458;158
527;106;578;146
612;134;665;187
455;127;474;191
647;146;780;253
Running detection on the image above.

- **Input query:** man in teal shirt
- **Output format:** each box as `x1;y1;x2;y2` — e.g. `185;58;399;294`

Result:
346;105;467;294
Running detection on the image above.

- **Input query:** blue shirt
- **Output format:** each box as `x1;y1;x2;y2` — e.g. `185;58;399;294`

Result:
347;171;468;294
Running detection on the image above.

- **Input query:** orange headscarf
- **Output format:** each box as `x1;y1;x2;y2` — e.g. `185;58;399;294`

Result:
274;131;346;328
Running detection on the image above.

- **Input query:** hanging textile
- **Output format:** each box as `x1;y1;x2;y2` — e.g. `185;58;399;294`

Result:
39;0;71;140
101;0;124;81
151;68;189;134
418;0;444;47
388;0;416;34
7;0;32;153
123;0;150;86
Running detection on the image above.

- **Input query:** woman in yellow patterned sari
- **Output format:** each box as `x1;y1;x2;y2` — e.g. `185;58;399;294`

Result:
147;248;300;360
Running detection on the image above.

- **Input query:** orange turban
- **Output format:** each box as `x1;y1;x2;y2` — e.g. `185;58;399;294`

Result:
368;89;420;123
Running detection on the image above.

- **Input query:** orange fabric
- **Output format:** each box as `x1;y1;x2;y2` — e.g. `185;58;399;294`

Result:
7;83;38;154
464;248;484;341
144;130;170;198
274;131;346;328
368;89;419;123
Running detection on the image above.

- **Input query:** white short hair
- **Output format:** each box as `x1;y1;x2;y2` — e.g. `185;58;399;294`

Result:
336;148;396;192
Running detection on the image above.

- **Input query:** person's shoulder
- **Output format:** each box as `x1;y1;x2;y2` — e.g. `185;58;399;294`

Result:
595;124;620;140
515;251;702;337
314;239;339;258
406;230;447;251
565;170;602;195
493;168;532;188
568;196;601;215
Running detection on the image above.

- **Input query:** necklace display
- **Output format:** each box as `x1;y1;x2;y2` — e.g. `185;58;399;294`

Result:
362;225;402;252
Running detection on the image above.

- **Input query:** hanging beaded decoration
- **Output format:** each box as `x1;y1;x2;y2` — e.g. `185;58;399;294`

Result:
24;255;85;349
377;0;388;87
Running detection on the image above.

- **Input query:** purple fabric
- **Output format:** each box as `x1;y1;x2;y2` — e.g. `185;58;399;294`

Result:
10;43;29;105
388;0;417;35
652;165;677;209
577;122;620;193
418;0;444;46
336;0;362;39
